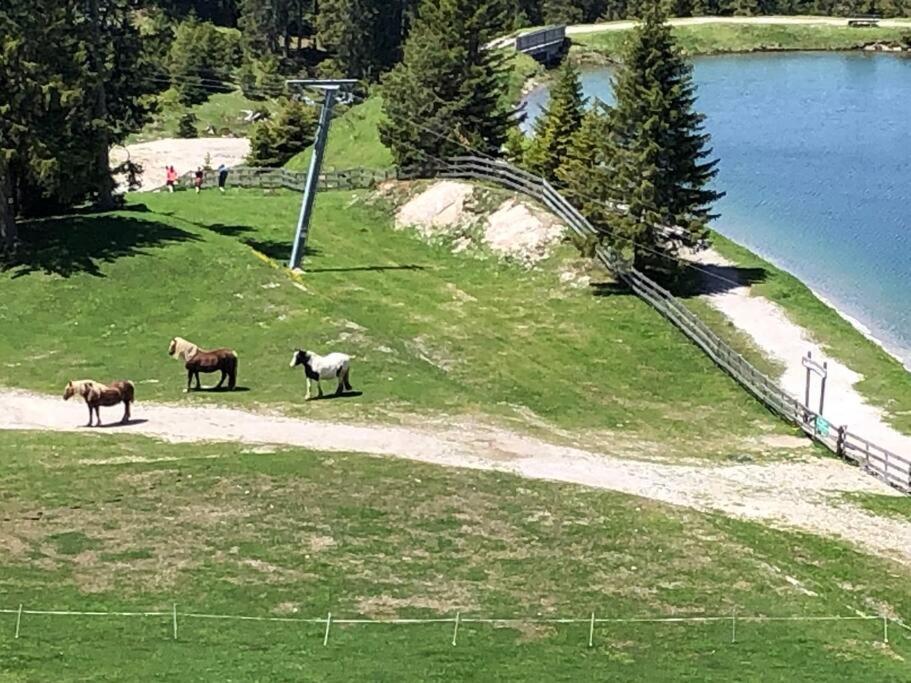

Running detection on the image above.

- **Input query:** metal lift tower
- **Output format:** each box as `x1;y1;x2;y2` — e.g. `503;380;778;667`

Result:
285;79;357;271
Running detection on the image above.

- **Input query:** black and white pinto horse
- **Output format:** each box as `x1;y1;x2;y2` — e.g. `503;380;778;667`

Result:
289;349;353;400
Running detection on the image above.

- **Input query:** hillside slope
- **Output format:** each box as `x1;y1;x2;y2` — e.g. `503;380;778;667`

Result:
0;187;797;460
2;430;911;680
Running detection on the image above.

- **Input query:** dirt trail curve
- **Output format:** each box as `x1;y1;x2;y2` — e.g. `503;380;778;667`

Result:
491;15;911;49
5;388;911;565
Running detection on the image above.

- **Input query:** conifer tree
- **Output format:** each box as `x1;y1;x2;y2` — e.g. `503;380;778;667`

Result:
523;60;586;181
379;0;516;167
248;99;318;166
556;100;614;221
604;4;722;272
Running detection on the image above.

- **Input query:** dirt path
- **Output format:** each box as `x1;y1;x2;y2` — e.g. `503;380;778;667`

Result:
5;388;911;565
693;248;911;458
110;138;251;192
491;15;911;49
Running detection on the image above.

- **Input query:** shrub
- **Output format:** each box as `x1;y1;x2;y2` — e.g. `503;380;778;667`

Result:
247;99;318;167
177;112;198;138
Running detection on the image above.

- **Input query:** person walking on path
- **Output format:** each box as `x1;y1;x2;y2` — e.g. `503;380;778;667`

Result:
166;165;178;192
217;164;229;193
194;167;204;194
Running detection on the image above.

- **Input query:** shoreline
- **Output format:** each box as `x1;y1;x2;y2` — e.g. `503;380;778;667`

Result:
710;231;911;374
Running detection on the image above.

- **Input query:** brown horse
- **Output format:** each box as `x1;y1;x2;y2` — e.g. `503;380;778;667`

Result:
168;336;238;392
63;380;135;427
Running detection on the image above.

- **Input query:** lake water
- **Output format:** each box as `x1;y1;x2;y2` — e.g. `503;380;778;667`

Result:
523;53;911;367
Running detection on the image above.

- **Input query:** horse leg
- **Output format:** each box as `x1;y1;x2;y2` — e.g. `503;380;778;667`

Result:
122;399;130;423
343;367;353;391
316;380;323;399
215;370;226;389
94;405;101;427
186;369;193;393
304;377;311;401
86;403;93;427
194;371;202;390
335;371;344;395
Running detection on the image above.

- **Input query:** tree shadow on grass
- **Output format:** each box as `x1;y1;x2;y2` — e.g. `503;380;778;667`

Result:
654;263;768;299
1;214;199;279
587;264;767;300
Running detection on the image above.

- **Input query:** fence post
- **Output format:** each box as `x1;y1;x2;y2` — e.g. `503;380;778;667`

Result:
883;615;889;644
731;608;736;644
452;611;461;646
172;603;178;640
588;611;595;648
14;604;22;639
323;611;332;646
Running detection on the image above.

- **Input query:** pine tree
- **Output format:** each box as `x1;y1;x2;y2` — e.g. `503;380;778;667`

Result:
556;100;615;256
604;4;722;272
169;19;240;105
178;112;199;138
523;60;586;181
379;0;516;167
248;99;318;166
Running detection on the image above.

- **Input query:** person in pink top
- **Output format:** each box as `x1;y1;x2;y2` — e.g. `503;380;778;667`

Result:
165;166;178;192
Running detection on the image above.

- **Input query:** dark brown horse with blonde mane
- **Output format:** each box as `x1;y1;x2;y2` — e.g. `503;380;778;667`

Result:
168;336;238;392
63;380;135;427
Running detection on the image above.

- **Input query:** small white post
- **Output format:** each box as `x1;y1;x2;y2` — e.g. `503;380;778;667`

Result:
323;611;332;646
588;611;595;648
451;611;461;646
883;615;889;644
731;608;736;644
172;603;178;640
14;604;22;639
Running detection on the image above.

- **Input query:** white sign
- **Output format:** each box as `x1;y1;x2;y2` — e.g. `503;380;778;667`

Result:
802;355;828;378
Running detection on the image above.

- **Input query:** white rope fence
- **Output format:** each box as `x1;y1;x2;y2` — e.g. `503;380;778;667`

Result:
3;606;908;647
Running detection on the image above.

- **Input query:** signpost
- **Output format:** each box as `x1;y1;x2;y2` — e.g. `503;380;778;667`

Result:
802;350;829;416
285;79;357;271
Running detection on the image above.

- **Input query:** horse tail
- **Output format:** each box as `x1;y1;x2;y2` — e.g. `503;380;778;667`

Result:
228;351;238;389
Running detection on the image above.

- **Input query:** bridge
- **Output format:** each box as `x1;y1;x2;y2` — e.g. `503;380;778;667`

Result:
515;25;566;63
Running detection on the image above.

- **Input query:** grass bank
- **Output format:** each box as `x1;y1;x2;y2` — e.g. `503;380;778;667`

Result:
285;51;541;171
0;187;798;459
286;95;393;171
572;23;911;60
1;430;910;680
129;89;279;144
708;233;911;434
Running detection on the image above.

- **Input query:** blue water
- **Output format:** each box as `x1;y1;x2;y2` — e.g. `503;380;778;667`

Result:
523;53;911;366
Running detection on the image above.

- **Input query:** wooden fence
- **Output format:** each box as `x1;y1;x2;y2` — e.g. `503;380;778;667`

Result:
177;159;910;492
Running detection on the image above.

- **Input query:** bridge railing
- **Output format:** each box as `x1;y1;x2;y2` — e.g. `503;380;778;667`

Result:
166;159;910;493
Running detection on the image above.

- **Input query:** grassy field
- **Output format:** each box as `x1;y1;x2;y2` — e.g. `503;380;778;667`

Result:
0;187;800;460
708;233;911;435
286;95;393;171
129;89;280;144
285;51;541;172
572;24;911;60
1;430;910;680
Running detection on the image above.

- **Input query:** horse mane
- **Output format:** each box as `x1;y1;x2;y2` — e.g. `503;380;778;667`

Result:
67;379;107;400
171;337;199;361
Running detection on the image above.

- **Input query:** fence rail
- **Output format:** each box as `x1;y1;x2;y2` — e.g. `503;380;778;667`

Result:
3;605;903;650
172;159;910;493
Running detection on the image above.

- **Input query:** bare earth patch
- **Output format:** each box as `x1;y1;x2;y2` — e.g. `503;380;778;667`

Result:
110;137;251;192
395;180;567;266
4;388;911;568
692;248;911;457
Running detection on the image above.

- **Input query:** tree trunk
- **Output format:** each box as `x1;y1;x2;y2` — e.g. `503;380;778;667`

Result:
88;0;115;210
0;159;18;250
